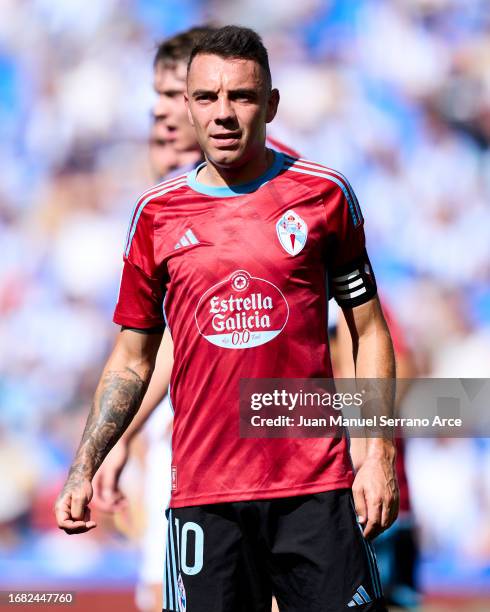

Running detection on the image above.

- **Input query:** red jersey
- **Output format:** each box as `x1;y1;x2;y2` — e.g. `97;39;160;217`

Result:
114;151;377;508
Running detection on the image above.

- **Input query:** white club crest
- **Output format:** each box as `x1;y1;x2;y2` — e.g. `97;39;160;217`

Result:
276;209;308;256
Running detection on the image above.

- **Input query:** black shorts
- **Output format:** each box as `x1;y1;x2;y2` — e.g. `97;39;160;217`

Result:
163;489;386;612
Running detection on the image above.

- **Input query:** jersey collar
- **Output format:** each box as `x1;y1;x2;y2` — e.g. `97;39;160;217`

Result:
186;151;284;198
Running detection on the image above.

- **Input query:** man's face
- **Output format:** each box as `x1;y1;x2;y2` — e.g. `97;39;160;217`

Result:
185;54;279;168
153;60;200;153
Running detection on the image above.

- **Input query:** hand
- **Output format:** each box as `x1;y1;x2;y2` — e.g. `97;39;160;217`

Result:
352;444;399;540
54;477;97;535
91;440;129;513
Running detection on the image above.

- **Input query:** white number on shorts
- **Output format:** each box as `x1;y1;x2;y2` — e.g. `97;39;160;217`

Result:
177;519;204;576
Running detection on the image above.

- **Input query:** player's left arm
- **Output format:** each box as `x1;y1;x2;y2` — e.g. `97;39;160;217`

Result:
324;174;399;538
342;296;399;539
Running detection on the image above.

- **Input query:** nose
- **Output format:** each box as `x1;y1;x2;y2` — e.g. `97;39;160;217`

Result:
215;95;236;126
153;94;169;124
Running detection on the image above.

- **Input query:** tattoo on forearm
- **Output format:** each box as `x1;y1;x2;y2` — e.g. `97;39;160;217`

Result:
64;367;147;488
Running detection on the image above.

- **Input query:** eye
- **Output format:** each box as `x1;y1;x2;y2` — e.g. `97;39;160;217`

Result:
233;92;255;103
195;94;214;103
166;91;185;99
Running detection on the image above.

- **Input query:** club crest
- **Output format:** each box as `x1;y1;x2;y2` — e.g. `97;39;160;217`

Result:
276;209;307;256
177;573;186;612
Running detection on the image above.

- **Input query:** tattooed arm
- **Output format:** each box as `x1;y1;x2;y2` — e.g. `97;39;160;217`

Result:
92;328;174;512
54;328;162;534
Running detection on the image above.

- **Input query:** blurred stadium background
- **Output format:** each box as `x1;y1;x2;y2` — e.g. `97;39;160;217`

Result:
0;0;489;610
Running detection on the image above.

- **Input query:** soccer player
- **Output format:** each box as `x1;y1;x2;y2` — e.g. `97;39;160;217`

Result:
93;25;299;514
93;26;297;612
55;26;398;611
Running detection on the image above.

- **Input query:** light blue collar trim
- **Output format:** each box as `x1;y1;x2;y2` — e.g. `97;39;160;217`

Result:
186;151;284;197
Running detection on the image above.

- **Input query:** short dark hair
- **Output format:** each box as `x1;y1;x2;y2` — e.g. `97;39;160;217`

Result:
154;26;217;67
188;25;272;90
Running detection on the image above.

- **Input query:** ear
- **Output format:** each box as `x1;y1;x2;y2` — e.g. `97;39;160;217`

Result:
265;88;280;124
184;91;195;127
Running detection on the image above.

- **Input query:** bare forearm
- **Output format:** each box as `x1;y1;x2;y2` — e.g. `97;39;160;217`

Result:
356;328;396;454
355;324;395;379
349;300;396;451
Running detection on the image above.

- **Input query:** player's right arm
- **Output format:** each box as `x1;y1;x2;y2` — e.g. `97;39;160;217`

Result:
92;329;173;512
54;328;162;534
55;187;170;533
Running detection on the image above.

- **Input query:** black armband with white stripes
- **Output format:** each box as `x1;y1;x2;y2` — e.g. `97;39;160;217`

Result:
330;252;377;308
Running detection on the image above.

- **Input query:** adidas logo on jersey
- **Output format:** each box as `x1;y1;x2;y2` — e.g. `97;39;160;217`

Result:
347;585;372;607
174;228;199;250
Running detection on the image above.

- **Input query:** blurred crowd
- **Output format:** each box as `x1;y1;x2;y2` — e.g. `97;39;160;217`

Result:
0;0;489;596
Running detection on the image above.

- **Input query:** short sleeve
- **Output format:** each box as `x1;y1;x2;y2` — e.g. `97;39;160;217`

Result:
113;204;166;329
326;179;377;308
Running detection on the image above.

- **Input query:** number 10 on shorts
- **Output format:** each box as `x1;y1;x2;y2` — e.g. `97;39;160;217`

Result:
167;512;204;576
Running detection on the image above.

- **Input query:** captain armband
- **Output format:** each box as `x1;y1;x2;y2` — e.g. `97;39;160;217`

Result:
330;253;377;308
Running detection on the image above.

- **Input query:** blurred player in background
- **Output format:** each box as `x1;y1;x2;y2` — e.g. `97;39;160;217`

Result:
151;27;211;177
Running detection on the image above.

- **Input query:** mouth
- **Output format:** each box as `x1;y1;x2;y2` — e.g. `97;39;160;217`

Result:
210;132;241;147
165;126;178;141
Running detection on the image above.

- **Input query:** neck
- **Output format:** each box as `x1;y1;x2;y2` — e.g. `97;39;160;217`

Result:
198;148;272;187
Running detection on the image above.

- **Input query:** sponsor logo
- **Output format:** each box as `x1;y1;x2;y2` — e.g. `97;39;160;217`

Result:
171;466;177;491
276;209;307;256
195;270;289;349
230;270;249;292
177;573;186;612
